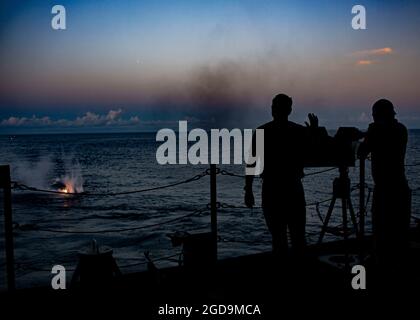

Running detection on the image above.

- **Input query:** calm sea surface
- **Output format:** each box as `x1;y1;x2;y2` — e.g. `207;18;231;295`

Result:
1;131;419;289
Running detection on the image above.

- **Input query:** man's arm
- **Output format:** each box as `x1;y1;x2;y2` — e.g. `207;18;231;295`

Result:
358;124;372;160
244;175;255;208
244;130;257;208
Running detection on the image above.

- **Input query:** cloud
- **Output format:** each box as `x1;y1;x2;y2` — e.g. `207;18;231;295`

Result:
106;108;123;121
73;108;125;126
356;60;374;66
352;47;393;66
353;47;393;57
1;115;52;126
0;109;217;132
1;109;141;127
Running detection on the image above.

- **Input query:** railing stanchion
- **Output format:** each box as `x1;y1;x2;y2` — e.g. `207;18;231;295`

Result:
0;165;15;291
210;164;218;259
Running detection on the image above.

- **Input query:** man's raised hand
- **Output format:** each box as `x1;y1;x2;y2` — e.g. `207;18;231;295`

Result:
305;113;319;128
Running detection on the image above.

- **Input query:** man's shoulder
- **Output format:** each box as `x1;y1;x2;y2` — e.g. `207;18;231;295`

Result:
288;121;306;130
368;121;408;137
257;121;305;130
257;121;274;130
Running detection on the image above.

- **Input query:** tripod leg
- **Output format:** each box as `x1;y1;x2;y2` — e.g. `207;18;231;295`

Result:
342;198;348;242
342;197;351;270
349;196;365;262
348;199;359;235
318;196;337;244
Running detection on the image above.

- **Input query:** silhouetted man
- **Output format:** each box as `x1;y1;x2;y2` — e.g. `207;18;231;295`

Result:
244;94;318;255
359;99;411;265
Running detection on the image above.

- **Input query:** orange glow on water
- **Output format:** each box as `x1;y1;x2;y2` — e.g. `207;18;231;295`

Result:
58;181;76;194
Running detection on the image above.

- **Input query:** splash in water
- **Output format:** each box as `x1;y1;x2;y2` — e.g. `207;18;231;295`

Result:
55;166;84;194
11;153;85;194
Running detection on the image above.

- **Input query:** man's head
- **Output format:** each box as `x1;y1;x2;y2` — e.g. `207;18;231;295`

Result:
272;94;292;121
372;99;396;123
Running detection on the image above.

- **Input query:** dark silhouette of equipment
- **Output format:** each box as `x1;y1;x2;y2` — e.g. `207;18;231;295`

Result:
304;127;364;168
315;128;364;245
317;166;358;244
168;231;217;267
71;240;121;288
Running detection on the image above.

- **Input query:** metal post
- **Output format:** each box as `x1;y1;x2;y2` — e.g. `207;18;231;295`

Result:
210;164;217;258
0;165;15;291
359;156;365;240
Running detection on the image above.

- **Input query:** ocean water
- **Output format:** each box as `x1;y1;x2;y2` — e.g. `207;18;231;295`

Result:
0;131;419;289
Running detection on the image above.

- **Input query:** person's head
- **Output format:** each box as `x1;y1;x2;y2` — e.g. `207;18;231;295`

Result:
372;99;396;123
272;93;292;121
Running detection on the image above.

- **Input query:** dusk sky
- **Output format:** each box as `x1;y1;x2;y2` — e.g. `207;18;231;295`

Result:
1;0;420;133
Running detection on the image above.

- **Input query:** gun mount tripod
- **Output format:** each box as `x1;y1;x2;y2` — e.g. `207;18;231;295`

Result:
318;166;359;244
